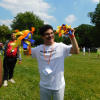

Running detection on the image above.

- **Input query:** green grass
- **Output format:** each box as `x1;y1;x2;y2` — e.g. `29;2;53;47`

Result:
0;51;100;100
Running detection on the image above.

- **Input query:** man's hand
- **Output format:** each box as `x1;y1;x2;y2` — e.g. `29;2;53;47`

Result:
18;60;21;64
69;28;74;36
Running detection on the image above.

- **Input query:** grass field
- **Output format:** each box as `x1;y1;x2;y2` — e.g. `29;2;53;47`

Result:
0;51;100;100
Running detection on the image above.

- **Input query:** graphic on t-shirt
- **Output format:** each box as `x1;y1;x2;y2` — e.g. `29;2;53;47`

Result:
40;49;56;54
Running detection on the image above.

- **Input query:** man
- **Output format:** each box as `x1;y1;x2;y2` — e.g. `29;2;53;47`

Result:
0;33;21;86
30;24;79;100
0;55;3;87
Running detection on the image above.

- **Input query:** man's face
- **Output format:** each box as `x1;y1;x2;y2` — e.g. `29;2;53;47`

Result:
11;33;16;40
41;29;55;45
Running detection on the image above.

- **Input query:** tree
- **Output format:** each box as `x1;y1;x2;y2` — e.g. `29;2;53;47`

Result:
54;34;63;43
10;11;45;45
62;35;71;45
10;11;44;35
88;3;100;27
88;3;100;47
74;24;93;47
0;24;10;43
33;35;44;45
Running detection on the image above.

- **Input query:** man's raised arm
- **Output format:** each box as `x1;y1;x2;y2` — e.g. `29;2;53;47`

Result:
69;28;79;54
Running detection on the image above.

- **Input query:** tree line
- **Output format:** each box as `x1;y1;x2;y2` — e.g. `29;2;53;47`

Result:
0;3;100;48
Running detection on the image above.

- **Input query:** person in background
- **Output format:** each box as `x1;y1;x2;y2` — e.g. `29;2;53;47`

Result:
26;24;79;100
0;33;21;86
97;47;100;59
83;46;85;55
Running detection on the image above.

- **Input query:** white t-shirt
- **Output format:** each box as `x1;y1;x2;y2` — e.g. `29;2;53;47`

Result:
83;47;85;52
31;42;72;90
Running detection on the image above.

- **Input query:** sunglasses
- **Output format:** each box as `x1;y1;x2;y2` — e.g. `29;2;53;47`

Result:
44;32;54;36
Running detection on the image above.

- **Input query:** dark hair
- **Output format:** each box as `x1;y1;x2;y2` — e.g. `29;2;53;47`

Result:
39;24;53;36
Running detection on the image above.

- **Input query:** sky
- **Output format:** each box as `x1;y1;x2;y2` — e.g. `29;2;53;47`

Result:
0;0;99;30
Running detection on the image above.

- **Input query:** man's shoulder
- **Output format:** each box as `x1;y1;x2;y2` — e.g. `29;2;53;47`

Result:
55;42;63;45
55;42;66;46
55;42;72;49
36;44;43;48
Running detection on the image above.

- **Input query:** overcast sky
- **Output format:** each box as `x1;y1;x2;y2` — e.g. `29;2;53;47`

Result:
0;0;99;30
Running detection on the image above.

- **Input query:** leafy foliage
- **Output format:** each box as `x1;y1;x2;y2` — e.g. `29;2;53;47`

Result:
74;24;94;47
88;3;100;47
62;35;71;45
0;24;10;43
88;3;100;27
1;4;100;48
10;11;44;35
33;35;44;45
10;11;45;45
54;34;63;43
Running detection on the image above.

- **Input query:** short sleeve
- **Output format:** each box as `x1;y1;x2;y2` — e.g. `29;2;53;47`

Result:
31;48;36;58
61;43;72;58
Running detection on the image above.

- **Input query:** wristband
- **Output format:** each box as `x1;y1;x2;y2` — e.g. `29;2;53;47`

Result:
69;35;75;38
